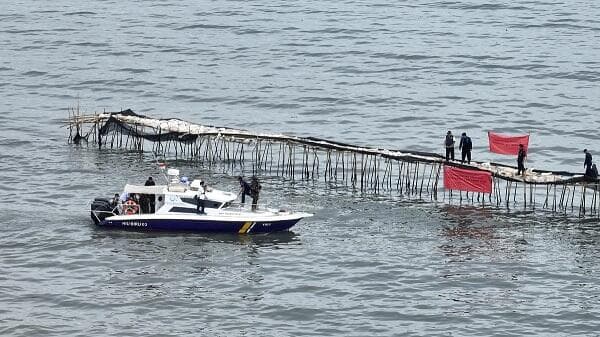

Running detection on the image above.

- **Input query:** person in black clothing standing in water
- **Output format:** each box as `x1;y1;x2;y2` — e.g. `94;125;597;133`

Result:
459;132;472;164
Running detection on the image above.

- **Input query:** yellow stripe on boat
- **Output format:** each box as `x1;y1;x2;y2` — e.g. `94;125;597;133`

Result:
238;221;254;234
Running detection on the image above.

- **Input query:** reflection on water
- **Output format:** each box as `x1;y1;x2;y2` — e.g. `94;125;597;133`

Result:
91;227;299;245
437;204;523;262
91;228;301;269
86;227;302;309
438;204;497;242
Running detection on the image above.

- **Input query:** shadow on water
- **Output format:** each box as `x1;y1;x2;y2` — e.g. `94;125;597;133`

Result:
90;227;300;248
434;204;508;260
86;227;301;286
432;202;600;266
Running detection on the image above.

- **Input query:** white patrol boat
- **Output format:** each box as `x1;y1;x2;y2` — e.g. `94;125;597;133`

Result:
90;169;312;233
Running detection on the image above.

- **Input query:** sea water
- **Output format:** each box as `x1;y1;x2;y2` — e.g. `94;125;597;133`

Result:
1;1;600;336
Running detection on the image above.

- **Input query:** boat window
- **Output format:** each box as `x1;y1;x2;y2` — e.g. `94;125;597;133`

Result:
180;197;198;206
169;207;199;214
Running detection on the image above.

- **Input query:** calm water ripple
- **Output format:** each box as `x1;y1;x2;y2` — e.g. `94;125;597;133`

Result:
2;0;600;336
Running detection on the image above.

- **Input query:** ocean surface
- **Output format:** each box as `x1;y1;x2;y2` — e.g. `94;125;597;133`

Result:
2;1;600;336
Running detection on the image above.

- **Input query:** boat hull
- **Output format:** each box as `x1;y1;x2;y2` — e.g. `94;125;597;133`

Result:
97;214;306;233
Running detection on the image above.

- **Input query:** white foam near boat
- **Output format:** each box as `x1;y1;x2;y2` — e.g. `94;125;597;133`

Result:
90;169;312;233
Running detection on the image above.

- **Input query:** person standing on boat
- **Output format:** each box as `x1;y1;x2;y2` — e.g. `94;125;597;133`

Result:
444;131;455;161
145;177;155;186
584;149;593;175
517;144;527;175
250;176;262;211
144;176;156;213
459;132;472;164
238;176;252;204
195;181;206;214
111;193;121;214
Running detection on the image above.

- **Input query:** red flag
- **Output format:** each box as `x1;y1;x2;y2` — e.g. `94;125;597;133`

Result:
444;165;492;193
488;132;529;155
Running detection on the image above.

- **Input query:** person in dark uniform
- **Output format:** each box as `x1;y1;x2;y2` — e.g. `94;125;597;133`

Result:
459;132;472;164
584;149;593;176
250;176;262;211
238;176;252;204
517;144;527;175
590;164;599;179
144;176;156;213
444;131;455;161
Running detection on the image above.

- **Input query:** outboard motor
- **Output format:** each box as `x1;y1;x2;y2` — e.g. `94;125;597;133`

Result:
91;197;116;225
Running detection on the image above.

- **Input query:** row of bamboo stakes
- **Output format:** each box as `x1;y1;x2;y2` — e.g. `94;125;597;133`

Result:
66;109;600;218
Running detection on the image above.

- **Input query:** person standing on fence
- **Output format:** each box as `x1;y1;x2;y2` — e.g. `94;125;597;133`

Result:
584;149;593;175
459;132;472;164
250;176;262;211
517;144;527;175
444;131;455;161
590;164;599;179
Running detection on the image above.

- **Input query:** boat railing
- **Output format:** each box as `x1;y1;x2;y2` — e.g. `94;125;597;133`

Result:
92;207;119;216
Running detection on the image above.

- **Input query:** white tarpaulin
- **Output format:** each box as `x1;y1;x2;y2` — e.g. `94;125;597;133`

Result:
123;184;167;194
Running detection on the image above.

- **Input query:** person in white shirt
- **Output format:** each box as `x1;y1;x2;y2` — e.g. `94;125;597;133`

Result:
195;181;206;214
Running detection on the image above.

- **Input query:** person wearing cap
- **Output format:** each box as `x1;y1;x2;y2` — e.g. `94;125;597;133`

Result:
444;131;455;161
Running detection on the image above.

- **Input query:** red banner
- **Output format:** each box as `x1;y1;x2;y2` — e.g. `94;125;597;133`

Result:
488;132;529;155
444;165;492;193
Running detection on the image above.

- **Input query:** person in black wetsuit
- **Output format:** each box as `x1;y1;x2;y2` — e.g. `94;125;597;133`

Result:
459;132;472;164
238;176;252;204
144;176;156;213
517;144;527;175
